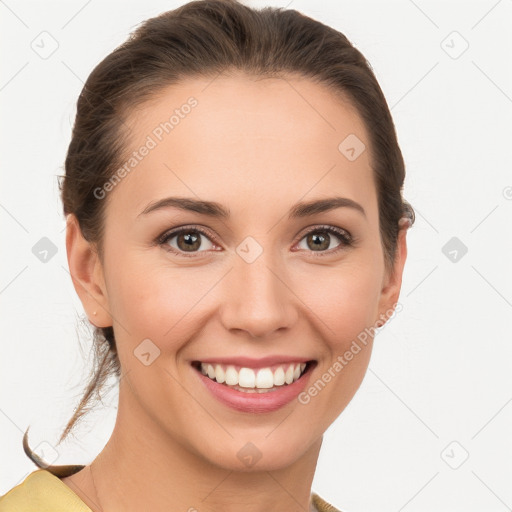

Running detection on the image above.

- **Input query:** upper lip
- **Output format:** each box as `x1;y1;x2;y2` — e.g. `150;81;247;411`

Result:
192;356;315;368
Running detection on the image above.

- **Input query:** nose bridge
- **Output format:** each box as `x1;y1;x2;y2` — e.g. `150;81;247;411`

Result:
220;237;297;337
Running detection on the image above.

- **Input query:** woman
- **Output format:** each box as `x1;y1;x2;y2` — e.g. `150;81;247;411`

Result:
0;0;414;510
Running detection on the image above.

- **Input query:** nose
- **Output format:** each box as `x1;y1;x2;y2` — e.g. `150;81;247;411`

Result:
219;248;299;339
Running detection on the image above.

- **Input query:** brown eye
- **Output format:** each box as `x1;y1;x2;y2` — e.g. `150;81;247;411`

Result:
160;227;216;255
176;231;203;251
296;226;353;255
305;232;330;251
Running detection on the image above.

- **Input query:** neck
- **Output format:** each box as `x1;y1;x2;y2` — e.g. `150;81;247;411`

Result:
89;383;323;512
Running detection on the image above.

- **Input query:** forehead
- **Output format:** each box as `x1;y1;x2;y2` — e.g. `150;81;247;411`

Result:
107;73;377;222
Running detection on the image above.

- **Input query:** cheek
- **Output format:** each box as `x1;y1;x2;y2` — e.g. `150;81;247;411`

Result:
298;282;377;424
292;260;381;418
298;258;382;345
106;251;208;337
103;256;207;423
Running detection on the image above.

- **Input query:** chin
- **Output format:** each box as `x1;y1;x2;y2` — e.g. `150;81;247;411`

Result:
193;429;321;473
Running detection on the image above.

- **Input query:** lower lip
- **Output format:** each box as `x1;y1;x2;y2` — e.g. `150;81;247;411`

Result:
195;365;314;413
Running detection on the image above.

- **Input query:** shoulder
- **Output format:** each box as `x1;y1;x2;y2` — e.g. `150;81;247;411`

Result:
310;491;343;512
0;468;92;512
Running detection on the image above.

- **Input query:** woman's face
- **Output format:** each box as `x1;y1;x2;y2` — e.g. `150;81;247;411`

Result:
70;72;407;471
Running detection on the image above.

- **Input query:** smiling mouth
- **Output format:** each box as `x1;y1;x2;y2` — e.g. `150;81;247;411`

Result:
191;360;316;393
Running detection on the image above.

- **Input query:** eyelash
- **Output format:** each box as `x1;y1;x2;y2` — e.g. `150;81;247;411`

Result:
156;224;354;259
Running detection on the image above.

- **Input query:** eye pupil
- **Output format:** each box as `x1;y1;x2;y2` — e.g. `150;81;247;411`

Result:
308;232;329;251
178;232;201;251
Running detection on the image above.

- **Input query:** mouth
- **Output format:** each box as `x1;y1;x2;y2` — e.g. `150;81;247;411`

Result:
191;360;315;393
191;359;316;412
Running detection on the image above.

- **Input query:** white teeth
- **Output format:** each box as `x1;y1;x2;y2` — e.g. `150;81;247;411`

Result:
238;368;256;388
255;368;274;389
285;365;294;384
199;362;308;389
215;364;225;384
273;366;285;386
225;365;238;385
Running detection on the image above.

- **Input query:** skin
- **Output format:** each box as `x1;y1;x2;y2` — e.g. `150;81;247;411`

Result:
61;72;408;512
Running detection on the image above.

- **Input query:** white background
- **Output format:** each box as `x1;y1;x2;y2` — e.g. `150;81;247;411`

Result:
1;0;511;510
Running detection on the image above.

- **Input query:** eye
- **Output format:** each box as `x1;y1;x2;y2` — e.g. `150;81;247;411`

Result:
157;224;354;258
157;226;219;258
294;225;353;257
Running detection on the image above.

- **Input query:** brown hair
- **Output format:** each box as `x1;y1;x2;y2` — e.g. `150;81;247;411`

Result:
23;0;415;472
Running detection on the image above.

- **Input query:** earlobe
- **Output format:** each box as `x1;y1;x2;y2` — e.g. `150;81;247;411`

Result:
375;223;409;328
65;214;112;328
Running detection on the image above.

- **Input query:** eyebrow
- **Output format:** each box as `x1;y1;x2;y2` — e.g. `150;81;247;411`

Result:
138;196;366;220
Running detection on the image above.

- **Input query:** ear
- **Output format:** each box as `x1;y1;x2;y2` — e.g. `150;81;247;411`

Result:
65;214;112;328
375;220;409;328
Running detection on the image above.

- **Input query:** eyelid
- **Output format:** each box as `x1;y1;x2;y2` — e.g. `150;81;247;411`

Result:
297;224;352;243
156;224;215;245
